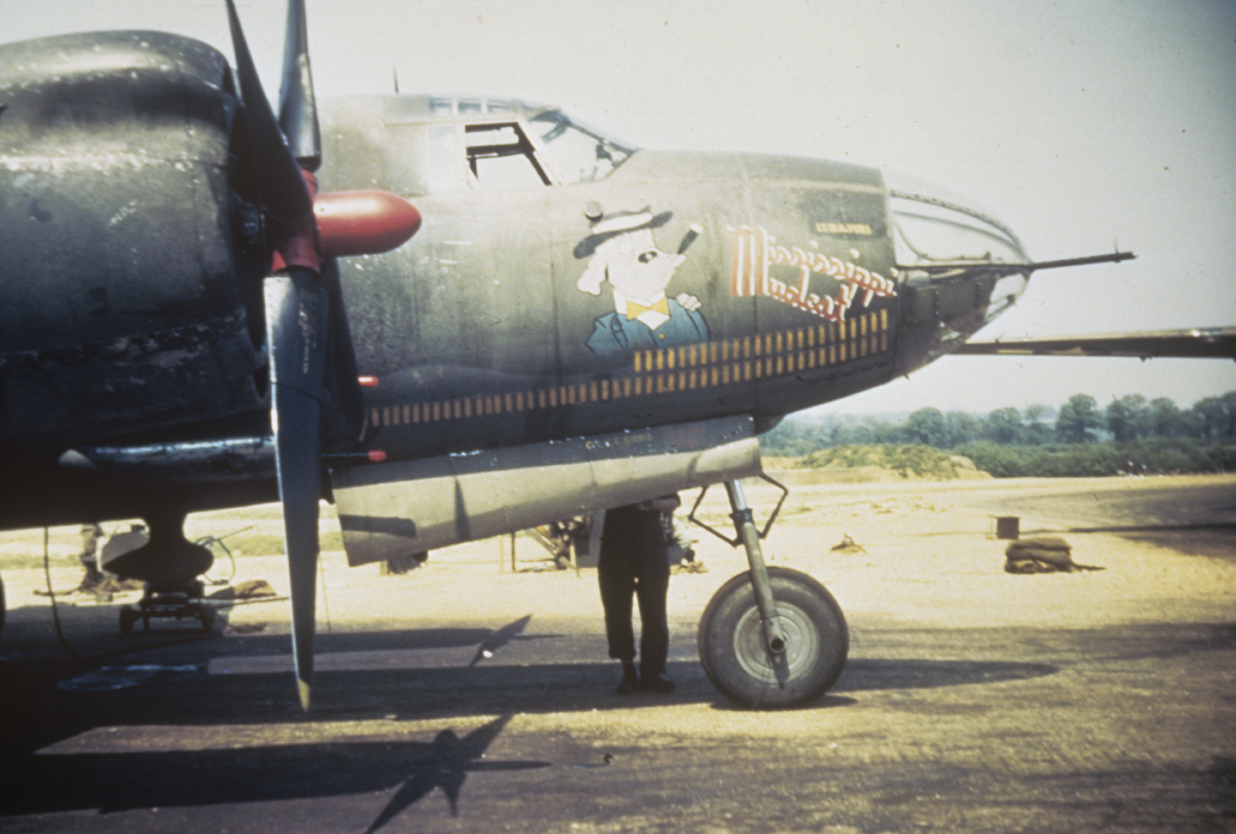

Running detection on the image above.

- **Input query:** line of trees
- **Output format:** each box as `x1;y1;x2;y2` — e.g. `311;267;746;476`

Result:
764;392;1236;453
761;392;1236;476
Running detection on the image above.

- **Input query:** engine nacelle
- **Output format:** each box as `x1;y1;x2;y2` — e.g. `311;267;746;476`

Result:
0;31;266;448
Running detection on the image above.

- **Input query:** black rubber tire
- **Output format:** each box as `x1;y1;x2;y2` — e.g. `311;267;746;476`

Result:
698;567;848;708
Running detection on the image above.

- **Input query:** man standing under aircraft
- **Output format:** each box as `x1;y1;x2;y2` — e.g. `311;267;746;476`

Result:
76;523;105;590
598;494;680;694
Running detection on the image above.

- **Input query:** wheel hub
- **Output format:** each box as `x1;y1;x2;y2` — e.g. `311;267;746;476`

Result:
731;601;820;684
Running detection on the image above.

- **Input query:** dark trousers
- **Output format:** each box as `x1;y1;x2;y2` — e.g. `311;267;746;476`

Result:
598;507;671;676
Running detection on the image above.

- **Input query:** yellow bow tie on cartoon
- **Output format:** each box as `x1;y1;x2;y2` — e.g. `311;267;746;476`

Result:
626;297;670;320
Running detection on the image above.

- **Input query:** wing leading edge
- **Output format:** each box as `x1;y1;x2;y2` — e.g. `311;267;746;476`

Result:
955;327;1236;361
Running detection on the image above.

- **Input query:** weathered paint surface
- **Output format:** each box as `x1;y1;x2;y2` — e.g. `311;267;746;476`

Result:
0;40;1030;533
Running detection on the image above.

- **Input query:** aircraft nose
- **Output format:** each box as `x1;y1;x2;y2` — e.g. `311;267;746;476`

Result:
883;173;1032;374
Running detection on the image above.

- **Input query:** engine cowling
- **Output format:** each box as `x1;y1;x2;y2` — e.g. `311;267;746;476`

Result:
0;31;268;448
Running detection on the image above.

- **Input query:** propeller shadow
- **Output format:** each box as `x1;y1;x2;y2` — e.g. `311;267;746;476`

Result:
361;715;546;832
467;614;562;666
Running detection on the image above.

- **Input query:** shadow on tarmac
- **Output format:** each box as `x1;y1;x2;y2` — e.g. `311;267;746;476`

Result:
0;652;1058;825
8;621;1236;824
0;714;550;833
10;600;1234;826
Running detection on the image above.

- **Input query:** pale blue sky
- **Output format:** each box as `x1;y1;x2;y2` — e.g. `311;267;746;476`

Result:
5;0;1234;414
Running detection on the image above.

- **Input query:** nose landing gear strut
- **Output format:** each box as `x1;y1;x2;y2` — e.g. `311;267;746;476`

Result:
692;477;848;708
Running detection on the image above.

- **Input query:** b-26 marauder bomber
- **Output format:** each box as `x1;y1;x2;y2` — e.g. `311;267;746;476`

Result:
13;0;1216;711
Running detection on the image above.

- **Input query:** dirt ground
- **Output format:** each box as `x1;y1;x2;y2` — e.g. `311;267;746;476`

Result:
1;473;1234;833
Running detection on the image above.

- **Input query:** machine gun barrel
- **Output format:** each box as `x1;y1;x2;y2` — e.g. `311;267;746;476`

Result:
899;250;1135;278
1024;251;1136;272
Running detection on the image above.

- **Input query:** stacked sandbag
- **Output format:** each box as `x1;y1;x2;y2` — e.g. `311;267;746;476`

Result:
1004;537;1103;573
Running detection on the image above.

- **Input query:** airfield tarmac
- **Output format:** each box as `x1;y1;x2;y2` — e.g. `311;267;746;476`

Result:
0;473;1233;833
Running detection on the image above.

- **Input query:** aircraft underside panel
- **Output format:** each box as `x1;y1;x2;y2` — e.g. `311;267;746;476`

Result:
329;415;761;566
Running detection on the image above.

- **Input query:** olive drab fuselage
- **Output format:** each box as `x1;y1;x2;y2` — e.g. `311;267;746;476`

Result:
0;37;1028;534
320;95;912;462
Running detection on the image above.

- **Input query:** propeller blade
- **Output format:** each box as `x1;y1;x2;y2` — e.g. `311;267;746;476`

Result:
278;0;321;172
320;261;366;440
225;0;312;219
264;268;329;711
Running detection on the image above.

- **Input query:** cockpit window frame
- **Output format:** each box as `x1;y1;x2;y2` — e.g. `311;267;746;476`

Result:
529;110;636;185
464;120;558;189
418;102;638;194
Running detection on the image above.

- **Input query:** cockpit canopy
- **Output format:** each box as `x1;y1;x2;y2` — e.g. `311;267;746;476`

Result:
454;109;636;189
320;94;636;195
529;110;636;184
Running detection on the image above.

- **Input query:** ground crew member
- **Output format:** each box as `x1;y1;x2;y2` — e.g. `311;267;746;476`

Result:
77;523;104;590
597;494;680;694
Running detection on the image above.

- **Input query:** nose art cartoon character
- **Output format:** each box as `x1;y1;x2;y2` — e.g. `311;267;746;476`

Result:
574;209;708;355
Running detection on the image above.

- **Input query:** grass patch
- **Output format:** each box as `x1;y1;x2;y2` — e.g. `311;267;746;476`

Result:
209;531;344;557
794;445;969;479
0;553;78;572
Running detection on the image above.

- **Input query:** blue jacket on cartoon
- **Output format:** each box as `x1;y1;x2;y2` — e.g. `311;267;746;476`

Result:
587;300;709;354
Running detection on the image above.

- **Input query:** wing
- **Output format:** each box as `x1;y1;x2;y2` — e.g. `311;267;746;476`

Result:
955;327;1236;360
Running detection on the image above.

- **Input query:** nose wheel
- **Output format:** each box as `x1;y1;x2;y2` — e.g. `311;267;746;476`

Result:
699;566;847;707
692;478;848;708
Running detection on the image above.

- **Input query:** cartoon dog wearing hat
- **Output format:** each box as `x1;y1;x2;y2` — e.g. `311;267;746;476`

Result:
574;209;708;355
